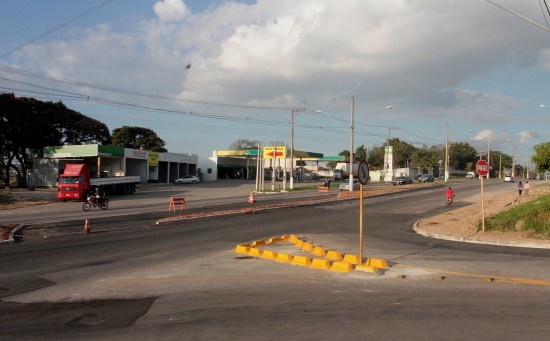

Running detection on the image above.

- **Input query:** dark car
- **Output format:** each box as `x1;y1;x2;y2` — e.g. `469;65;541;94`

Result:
393;176;413;186
418;174;434;183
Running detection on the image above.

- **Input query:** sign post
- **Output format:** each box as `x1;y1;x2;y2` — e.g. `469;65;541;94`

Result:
476;159;489;233
357;161;369;262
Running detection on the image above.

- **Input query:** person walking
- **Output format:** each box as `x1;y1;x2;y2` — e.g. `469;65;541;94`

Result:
445;187;455;207
524;181;531;195
518;181;523;196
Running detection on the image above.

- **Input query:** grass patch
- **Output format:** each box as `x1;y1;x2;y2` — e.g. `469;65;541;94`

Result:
482;194;550;238
0;191;16;205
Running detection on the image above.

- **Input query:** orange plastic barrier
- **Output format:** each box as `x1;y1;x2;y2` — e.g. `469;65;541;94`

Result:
317;186;329;193
169;197;187;212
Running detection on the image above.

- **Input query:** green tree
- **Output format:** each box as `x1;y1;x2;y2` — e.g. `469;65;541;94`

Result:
532;142;550;173
229;139;263;150
368;145;385;170
0;93;110;187
327;150;349;169
111;126;167;152
410;148;437;170
389;138;416;168
354;145;368;161
449;142;478;171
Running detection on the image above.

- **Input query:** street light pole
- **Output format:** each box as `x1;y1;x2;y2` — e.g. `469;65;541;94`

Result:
349;96;354;192
290;108;305;190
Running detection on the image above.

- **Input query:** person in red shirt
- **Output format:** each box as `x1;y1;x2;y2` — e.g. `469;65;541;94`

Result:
445;187;455;207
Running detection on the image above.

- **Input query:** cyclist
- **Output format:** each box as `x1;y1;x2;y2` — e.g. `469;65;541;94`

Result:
445;187;455;207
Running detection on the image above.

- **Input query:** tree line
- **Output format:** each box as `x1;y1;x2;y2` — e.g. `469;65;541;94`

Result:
0;93;167;187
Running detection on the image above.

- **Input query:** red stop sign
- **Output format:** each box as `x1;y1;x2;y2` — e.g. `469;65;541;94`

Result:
476;160;489;176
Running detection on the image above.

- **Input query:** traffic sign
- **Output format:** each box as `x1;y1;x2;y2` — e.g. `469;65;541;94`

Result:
476;160;489;177
358;161;369;185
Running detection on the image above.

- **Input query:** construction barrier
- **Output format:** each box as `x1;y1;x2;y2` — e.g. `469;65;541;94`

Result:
312;246;326;257
234;235;389;274
276;253;294;263
252;240;266;247
248;192;256;203
235;244;250;255
330;261;354;273
326;250;343;261
84;218;91;234
317;186;329;193
261;250;278;260
169;197;187;212
311;258;331;270
292;255;312;267
302;242;315;252
342;254;361;265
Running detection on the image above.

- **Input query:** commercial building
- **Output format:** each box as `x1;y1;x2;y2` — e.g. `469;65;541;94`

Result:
30;144;198;187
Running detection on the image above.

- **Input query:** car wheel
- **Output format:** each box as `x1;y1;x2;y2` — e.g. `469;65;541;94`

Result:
192;180;196;184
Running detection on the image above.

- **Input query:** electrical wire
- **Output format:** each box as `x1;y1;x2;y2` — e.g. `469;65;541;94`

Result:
485;0;550;33
0;0;117;59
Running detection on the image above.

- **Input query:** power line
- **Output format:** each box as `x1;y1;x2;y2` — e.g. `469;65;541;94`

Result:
1;0;118;59
485;0;550;33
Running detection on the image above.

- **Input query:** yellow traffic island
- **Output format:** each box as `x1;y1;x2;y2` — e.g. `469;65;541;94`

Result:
234;234;389;274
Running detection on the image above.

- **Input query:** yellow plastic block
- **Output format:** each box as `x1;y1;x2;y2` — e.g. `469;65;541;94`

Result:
276;253;293;263
355;264;378;273
330;261;354;273
326;250;343;261
247;247;263;257
252;240;266;247
292;255;312;267
342;254;361;265
280;235;289;241
268;237;282;244
261;250;278;260
310;258;331;270
302;242;314;252
366;258;388;269
289;234;299;243
295;239;305;248
312;246;326;257
235;244;250;255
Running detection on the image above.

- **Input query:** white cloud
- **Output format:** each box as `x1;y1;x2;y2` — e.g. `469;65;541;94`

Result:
154;0;190;22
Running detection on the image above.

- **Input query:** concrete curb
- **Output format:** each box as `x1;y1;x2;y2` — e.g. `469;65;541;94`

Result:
413;220;550;250
0;223;25;244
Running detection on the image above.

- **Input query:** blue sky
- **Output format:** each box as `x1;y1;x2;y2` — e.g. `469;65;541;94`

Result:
1;0;549;167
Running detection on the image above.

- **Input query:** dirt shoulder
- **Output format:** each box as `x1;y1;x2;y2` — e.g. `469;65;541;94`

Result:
415;182;550;248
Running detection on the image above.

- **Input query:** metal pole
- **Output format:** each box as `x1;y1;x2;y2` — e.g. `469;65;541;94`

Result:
445;123;449;182
290;110;295;190
359;183;364;261
487;136;491;179
481;175;486;233
349;96;354;192
283;142;287;190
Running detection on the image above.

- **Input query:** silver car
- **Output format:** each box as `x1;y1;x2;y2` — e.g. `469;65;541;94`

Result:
339;179;361;191
175;175;200;184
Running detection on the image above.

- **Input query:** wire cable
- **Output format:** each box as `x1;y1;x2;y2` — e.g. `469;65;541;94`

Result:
1;0;117;59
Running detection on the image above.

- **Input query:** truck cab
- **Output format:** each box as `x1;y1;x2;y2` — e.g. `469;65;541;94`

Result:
57;164;91;201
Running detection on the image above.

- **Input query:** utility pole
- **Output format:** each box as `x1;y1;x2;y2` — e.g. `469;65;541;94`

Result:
445;123;449;182
290;108;306;190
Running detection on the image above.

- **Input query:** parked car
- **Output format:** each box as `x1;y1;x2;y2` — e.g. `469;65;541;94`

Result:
393;176;413;186
465;173;475;179
339;179;361;191
175;175;200;184
418;174;434;183
504;175;514;183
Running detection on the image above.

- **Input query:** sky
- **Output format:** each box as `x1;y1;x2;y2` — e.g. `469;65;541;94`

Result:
1;0;549;166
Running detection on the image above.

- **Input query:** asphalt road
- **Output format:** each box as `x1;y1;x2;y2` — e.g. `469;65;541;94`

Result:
1;180;550;340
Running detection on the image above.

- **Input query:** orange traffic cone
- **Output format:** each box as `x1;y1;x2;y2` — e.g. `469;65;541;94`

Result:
248;192;256;204
84;218;91;234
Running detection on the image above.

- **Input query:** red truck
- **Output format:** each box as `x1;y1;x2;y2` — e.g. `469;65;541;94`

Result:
57;164;141;201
